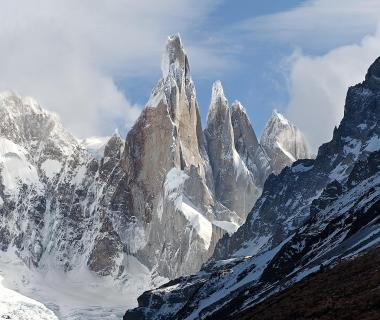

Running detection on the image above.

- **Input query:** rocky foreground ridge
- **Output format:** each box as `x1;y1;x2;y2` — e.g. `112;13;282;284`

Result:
233;247;380;320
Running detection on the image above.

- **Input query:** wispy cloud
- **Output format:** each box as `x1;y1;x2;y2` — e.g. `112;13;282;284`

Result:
0;0;222;137
230;0;380;150
238;0;380;50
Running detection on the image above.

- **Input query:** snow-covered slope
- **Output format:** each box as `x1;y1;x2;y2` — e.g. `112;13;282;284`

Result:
0;272;58;320
124;56;380;320
0;250;139;319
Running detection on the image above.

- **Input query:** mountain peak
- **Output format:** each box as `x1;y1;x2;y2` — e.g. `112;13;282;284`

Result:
270;110;290;126
1;91;50;118
230;100;251;126
261;109;311;172
365;56;380;90
207;80;228;126
230;100;246;113
211;80;227;106
167;33;183;48
161;33;187;79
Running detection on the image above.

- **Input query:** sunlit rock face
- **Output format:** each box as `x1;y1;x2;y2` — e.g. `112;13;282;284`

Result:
205;82;259;219
121;34;239;279
230;101;271;189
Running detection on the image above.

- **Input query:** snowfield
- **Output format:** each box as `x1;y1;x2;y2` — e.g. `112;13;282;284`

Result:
0;137;41;196
0;251;160;320
0;274;58;320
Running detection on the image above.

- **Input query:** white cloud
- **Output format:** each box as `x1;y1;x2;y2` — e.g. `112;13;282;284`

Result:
237;0;380;151
0;0;221;137
285;27;380;151
240;0;380;49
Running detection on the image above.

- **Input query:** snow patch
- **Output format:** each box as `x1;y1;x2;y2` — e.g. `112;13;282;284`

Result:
164;168;212;249
0;137;41;195
41;159;62;179
343;138;362;157
233;149;251;179
357;123;367;130
273;110;289;125
22;96;44;114
0;274;58;320
329;162;349;181
364;135;380;152
73;165;87;185
147;91;164;109
80;136;110;160
212;220;239;235
164;168;188;200
292;162;314;173
233;235;272;257
181;201;212;250
276;142;296;162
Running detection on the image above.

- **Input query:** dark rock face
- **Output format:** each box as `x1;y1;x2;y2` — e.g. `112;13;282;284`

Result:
124;57;380;320
87;231;122;276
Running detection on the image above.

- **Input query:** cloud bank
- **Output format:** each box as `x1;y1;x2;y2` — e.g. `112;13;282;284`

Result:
285;28;380;151
0;0;221;137
237;0;380;151
240;0;380;50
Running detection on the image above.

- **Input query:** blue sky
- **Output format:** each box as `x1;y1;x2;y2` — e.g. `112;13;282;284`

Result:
1;0;380;150
117;0;380;149
119;0;307;136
